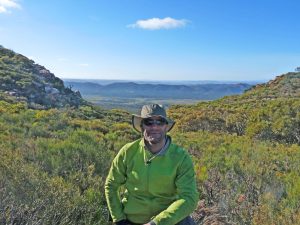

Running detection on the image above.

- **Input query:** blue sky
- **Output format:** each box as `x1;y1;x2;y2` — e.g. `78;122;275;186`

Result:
0;0;300;81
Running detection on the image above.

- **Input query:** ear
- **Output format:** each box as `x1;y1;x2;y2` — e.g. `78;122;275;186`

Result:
140;123;144;131
163;125;168;132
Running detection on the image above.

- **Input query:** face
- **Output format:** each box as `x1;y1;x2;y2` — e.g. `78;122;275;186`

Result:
141;116;168;145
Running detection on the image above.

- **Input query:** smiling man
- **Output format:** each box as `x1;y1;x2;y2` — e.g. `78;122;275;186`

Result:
105;104;199;225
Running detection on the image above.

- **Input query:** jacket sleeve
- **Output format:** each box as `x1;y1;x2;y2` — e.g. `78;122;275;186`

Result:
105;147;127;222
152;154;199;225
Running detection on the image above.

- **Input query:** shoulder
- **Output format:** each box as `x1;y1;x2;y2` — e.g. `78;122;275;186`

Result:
120;138;143;152
116;138;143;158
168;143;196;178
169;141;189;157
168;141;193;164
112;139;143;164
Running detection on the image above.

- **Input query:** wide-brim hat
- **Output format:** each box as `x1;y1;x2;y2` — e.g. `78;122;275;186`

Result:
132;104;175;133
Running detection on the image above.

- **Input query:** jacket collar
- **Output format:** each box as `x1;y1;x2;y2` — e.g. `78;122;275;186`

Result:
140;135;171;156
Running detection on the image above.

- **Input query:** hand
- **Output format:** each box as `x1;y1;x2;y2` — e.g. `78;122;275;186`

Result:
143;222;156;225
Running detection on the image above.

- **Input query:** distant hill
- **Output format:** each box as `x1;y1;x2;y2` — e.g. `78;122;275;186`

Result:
65;81;252;100
63;78;263;85
169;71;300;144
241;72;300;99
0;45;84;109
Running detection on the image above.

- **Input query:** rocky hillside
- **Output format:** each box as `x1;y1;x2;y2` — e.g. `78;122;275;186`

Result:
169;72;300;144
0;45;84;109
241;72;300;99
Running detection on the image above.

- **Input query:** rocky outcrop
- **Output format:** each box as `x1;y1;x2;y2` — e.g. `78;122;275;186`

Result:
0;45;84;109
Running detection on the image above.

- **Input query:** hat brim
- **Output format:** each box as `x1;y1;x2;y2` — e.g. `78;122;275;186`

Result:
132;115;175;133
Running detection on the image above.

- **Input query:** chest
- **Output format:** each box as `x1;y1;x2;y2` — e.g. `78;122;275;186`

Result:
125;151;181;195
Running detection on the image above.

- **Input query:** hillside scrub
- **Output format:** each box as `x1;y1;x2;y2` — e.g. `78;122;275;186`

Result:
1;100;300;225
173;132;300;225
0;102;135;224
169;91;300;145
1;46;300;224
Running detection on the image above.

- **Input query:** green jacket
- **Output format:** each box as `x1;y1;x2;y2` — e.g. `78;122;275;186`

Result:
105;137;199;225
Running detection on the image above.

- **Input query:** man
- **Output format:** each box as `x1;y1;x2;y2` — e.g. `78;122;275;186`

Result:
105;104;199;225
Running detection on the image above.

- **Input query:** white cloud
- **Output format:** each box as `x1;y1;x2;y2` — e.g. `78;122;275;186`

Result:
0;0;21;13
127;17;188;30
0;6;7;13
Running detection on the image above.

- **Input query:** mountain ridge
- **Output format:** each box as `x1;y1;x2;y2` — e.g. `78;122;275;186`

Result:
65;80;252;100
242;72;300;99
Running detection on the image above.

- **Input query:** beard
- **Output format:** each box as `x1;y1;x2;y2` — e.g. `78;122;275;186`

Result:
143;130;166;145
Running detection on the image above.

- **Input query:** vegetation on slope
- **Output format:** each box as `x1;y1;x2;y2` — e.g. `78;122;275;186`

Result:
169;72;300;145
0;45;84;109
0;46;299;225
243;72;300;99
1;100;299;225
167;72;300;224
0;101;135;224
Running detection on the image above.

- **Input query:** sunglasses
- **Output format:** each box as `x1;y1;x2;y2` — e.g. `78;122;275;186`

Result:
142;118;168;126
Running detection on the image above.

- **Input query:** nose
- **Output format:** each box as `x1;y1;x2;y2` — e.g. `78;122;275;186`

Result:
150;123;158;128
148;123;160;129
